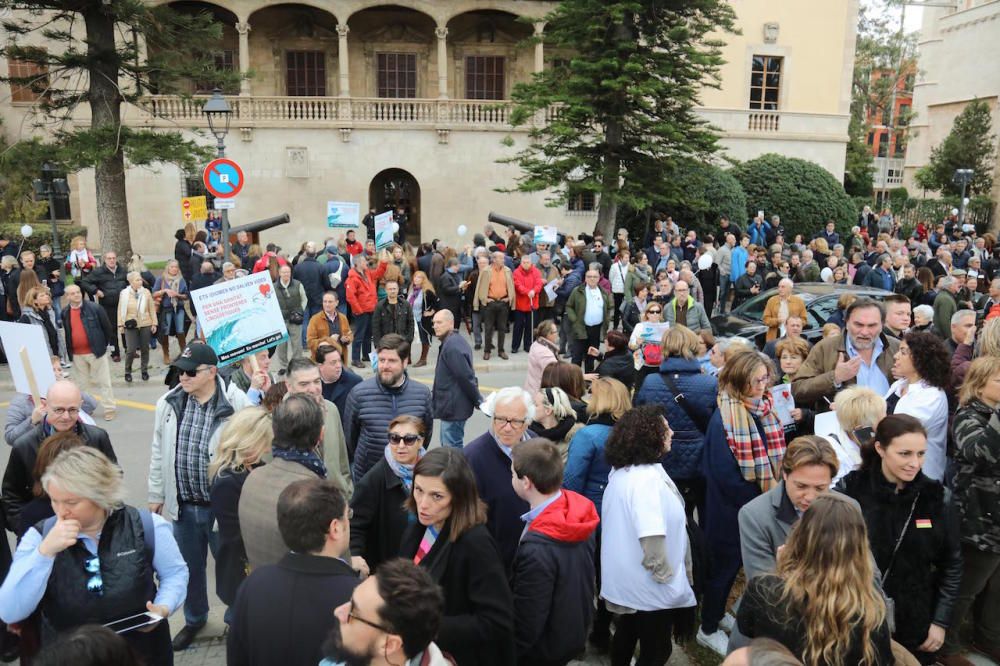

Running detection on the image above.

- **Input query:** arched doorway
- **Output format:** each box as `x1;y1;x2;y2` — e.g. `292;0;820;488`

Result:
369;168;420;245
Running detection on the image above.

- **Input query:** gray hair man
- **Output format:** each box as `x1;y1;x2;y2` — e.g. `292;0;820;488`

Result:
463;387;536;569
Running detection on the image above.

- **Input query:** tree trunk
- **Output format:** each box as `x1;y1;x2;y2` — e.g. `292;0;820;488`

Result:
86;5;133;258
596;118;622;239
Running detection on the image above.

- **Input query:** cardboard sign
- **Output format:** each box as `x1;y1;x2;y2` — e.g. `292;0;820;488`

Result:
327;201;360;229
189;272;289;364
374;211;394;250
0;321;57;400
533;225;558;245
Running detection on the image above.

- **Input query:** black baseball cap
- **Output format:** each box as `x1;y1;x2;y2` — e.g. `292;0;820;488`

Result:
172;343;219;371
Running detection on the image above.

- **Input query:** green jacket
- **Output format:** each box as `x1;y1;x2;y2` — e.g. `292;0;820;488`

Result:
565;285;613;340
663;295;711;332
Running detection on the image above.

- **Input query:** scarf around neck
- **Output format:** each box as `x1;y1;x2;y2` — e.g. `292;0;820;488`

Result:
272;447;328;479
718;391;786;491
384;444;425;490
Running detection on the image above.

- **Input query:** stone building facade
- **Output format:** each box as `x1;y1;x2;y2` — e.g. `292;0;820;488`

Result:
0;0;859;255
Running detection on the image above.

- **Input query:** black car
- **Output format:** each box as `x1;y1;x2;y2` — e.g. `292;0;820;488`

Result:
711;283;892;348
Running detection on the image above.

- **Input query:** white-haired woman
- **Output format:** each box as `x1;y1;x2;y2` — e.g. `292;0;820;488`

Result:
118;271;157;383
209;407;272;622
0;447;188;665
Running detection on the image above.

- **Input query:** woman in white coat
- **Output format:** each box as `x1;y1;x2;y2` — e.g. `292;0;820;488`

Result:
884;330;952;481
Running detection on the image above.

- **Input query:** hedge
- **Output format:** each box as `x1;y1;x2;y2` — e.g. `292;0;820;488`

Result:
730;153;857;240
0;223;88;256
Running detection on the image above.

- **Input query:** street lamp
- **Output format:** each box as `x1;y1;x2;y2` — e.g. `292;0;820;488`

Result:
31;162;70;259
202;88;234;262
953;168;974;226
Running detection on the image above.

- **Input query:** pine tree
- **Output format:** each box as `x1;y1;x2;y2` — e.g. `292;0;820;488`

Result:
916;99;997;197
0;0;238;256
503;0;737;238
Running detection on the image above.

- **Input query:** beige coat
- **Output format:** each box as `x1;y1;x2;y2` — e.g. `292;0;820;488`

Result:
473;265;515;311
117;287;157;329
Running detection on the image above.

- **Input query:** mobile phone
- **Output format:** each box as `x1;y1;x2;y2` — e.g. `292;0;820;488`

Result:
852;426;875;446
104;611;161;634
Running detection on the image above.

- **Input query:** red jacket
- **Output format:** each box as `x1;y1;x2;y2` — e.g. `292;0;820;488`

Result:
251;252;288;274
513;265;544;312
345;240;364;256
345;260;388;315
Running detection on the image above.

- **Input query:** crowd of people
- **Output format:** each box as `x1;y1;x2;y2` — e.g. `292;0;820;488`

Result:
0;206;998;666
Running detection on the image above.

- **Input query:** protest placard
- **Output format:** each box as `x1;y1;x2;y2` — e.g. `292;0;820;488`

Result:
327;201;360;229
189;272;288;364
374;211;394;249
533;226;558;245
634;322;670;345
0;321;57;401
771;383;796;426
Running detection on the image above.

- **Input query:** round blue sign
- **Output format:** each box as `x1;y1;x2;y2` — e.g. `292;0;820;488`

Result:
203;158;244;198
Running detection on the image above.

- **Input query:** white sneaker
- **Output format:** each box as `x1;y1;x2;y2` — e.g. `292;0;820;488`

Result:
719;612;736;634
696;628;729;656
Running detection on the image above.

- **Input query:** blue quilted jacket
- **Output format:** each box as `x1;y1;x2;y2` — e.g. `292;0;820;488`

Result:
634;357;718;480
563;423;614;516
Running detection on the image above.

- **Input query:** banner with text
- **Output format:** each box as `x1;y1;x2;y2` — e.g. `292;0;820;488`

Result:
190;272;289;364
327;201;360;229
374;211;394;250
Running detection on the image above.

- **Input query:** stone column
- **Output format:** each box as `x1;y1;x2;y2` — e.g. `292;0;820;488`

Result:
236;21;251;96
436;26;449;99
337;24;350;97
534;23;545;74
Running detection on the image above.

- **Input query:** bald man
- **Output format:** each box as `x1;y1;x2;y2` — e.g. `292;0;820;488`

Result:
432;309;482;447
2;380;117;532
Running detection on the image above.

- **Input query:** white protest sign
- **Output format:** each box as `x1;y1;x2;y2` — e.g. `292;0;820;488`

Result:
374;211;394;249
189;272;289;364
0;321;57;400
533;226;558;245
634;322;670;345
543;278;560;303
327;201;360;229
770;383;796;427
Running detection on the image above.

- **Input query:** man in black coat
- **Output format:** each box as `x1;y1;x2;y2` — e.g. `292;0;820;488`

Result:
227;478;360;666
437;258;464;325
431;310;482;449
2;380;117;532
293;242;330;345
81;250;128;360
511;440;598;665
316;344;362;421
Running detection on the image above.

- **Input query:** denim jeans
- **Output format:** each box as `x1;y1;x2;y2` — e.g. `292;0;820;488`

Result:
439;420;467;448
352;312;372;362
173;502;219;627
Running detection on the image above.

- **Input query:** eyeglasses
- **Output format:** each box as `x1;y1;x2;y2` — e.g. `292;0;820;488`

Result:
180;366;210;378
493;416;527;428
346;598;393;633
750;375;770;386
50;407;81;417
84;555;103;597
389;433;422;446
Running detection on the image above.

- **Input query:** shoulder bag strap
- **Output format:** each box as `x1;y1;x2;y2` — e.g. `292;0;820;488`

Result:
659;373;710;432
882;491;920;581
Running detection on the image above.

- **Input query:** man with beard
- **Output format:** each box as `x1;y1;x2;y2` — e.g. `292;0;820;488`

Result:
317;344;362;420
895;263;923;304
792;299;898;412
344;334;433;482
228;478;359;666
320;558;447;666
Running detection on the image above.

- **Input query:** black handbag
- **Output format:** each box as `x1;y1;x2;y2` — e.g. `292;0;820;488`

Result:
288;310;304;325
123;319;138;330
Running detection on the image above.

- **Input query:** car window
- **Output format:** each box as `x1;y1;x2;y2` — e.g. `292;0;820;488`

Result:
738;292;772;319
810;297;839;325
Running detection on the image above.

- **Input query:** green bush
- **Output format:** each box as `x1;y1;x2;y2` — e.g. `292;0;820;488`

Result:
0;223;88;256
729;153;857;240
669;162;748;237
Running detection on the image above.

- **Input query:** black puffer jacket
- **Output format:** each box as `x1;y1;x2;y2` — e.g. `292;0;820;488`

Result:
837;466;962;653
952;399;1000;554
81;264;128;306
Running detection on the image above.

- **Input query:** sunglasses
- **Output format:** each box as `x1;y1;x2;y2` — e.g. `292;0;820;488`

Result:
85;555;103;597
388;433;422;445
647;309;662;314
179;366;210;378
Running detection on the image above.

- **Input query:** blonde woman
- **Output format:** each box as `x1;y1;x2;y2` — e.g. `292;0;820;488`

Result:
824;386;886;483
531;386;583;461
209;407;272;619
118;271;157;382
737;493;892;665
152;259;189;365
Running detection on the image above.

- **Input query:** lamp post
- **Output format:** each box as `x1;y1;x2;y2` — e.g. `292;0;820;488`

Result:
953;168;974;226
202;88;234;263
31;162;69;259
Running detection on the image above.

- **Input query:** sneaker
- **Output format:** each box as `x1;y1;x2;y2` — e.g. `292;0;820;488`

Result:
696;628;729;656
719;612;736;634
60;361;72;369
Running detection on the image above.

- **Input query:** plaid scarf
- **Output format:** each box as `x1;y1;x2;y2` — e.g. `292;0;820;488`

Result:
718;391;786;491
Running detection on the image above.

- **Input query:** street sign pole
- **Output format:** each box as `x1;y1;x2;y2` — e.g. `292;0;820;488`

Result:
215;134;230;265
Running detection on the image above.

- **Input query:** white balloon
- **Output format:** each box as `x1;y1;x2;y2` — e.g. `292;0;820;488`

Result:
697;254;713;270
20;225;33;238
392;222;400;233
963;197;970;206
951;208;960;216
457;224;468;237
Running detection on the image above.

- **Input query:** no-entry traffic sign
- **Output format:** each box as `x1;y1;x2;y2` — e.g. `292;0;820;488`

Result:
203;158;245;199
